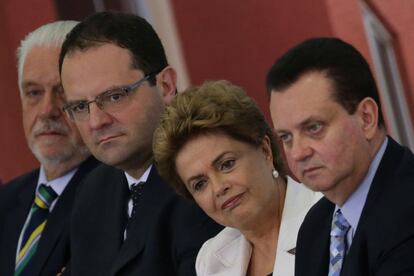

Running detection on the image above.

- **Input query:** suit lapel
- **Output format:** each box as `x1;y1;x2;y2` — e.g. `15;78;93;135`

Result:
309;208;331;276
213;231;251;276
342;137;399;275
275;179;322;275
33;157;98;273
111;167;168;274
0;173;37;275
296;198;333;276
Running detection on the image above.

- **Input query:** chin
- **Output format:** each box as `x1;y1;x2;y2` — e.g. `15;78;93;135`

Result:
94;151;125;168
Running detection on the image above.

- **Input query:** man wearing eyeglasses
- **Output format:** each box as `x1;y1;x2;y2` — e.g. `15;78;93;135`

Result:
59;11;222;276
0;21;99;276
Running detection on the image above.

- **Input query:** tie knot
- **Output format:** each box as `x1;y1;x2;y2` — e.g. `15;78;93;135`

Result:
130;182;144;196
130;182;144;206
331;210;350;237
34;184;58;210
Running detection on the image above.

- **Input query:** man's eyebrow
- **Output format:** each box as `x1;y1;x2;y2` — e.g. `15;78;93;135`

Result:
21;81;39;89
298;117;318;128
274;116;321;134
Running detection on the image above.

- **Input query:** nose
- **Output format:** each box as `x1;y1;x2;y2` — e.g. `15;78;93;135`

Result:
211;176;231;198
289;137;313;162
88;102;113;130
39;91;62;119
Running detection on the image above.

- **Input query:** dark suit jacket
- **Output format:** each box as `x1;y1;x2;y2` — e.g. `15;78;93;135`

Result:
295;137;414;276
68;164;222;276
0;157;99;276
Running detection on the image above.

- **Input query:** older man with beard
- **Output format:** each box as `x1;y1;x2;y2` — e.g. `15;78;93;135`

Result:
0;21;99;276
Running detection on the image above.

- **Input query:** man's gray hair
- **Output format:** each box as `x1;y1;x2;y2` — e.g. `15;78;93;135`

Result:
16;20;78;94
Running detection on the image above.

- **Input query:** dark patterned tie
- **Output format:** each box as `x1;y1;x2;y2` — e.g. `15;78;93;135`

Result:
125;182;144;237
328;209;350;276
130;182;144;218
15;184;57;276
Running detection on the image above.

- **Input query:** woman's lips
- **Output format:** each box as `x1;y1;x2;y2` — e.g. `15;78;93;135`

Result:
221;193;244;210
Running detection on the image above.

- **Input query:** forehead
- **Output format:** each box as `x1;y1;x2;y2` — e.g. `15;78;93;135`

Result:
176;134;245;167
22;46;60;84
61;43;142;99
270;72;342;129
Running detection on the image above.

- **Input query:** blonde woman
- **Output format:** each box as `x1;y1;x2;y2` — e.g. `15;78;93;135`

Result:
153;80;321;276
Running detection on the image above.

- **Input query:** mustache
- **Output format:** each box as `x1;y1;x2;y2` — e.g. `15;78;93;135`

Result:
33;119;69;136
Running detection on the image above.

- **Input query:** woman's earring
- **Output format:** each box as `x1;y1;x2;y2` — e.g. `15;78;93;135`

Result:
272;168;279;179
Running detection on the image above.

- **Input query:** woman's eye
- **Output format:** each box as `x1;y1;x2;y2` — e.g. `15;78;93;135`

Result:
220;159;235;171
193;179;207;191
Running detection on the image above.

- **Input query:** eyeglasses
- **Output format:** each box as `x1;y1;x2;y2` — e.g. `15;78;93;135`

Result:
63;72;157;122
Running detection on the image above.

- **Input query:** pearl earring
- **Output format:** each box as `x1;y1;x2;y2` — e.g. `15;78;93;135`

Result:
272;168;279;179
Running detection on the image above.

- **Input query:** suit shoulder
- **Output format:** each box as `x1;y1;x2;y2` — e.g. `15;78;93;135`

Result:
300;197;333;231
80;163;123;188
1;169;39;194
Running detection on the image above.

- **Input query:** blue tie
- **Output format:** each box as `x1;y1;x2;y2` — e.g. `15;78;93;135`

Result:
328;209;350;276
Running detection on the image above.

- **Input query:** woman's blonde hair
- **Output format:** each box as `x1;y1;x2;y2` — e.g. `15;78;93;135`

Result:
153;80;286;200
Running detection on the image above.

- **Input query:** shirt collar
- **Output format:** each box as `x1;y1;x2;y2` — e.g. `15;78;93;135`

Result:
38;165;79;196
124;164;152;190
337;137;388;231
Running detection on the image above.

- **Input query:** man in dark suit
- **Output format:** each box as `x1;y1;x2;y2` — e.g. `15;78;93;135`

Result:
266;37;414;275
0;21;99;276
59;12;222;275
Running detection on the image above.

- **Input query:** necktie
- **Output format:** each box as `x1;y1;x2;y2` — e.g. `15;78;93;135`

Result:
130;182;144;218
328;209;350;276
15;184;58;276
125;182;144;238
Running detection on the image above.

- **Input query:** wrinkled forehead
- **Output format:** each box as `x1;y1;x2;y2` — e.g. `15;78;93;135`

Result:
21;46;62;88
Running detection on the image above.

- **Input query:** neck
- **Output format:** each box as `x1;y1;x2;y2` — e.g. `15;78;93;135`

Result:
124;158;153;179
44;154;89;180
327;132;386;206
243;178;287;274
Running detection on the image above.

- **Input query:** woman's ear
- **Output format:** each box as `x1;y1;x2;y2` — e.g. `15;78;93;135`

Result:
261;135;274;165
356;97;379;140
157;65;177;104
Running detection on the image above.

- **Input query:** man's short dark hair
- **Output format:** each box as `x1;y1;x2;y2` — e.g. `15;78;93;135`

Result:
266;37;384;127
59;11;167;85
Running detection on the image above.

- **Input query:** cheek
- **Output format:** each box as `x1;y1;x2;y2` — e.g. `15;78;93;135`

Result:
283;149;299;171
22;111;37;136
318;128;356;167
194;193;215;215
76;124;93;143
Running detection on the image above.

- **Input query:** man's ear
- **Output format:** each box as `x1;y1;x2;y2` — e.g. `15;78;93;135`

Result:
357;97;379;140
157;65;177;104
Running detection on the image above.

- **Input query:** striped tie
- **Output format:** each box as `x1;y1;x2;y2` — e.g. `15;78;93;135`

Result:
15;184;58;276
328;209;350;276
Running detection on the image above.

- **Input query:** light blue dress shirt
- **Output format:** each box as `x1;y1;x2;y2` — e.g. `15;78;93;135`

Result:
335;137;388;249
